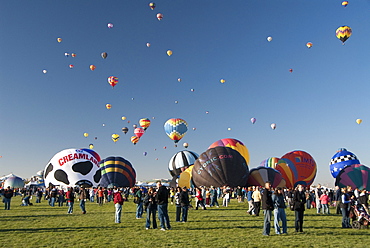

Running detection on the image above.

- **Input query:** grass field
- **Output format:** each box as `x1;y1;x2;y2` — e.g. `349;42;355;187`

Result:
0;196;369;248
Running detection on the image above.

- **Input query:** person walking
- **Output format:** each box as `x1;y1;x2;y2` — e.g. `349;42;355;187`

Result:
66;187;75;214
155;181;171;231
79;186;87;214
144;187;157;229
113;189;125;223
272;187;287;235
261;181;274;236
3;186;13;210
195;188;206;210
293;184;306;232
179;186;190;222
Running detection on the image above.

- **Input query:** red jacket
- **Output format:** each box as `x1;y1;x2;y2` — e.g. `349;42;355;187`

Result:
114;192;124;205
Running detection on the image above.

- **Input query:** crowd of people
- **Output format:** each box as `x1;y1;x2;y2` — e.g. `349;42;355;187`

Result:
1;181;369;234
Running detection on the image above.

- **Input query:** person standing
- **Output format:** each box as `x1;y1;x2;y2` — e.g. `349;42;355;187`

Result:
340;187;351;228
155;181;171;231
272;187;287;234
3;186;13;210
222;187;230;207
319;191;330;214
113;189;125;223
293;184;306;232
79;186;87;214
261;182;274;236
314;184;323;214
175;187;182;222
334;185;342;214
195;188;206;210
247;187;255;215
36;188;43;203
210;186;219;207
49;187;57;207
179;186;190;222
135;187;144;219
252;187;262;216
66;187;75;214
144;188;157;229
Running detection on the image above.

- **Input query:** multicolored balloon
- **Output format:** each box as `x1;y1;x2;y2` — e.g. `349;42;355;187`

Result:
192;146;249;187
274;158;297;189
69;64;74;69
131;136;140;145
267;36;272;42
208;138;250;165
335;164;370;191
99;156;136;188
108;76;118;88
101;52;108;59
260;157;280;168
271;123;276;130
164;118;188;145
247;167;286;188
139;118;151;130
57;38;62;43
168;150;199;177
336;26;352;45
90;65;96;71
157;13;163;21
134;127;145;138
251;118;256;124
306;42;313;48
106;104;112;110
122;127;129;134
356;119;362;124
111;134;120;142
107;23;113;28
149;2;156;10
330;148;360;178
281;150;317;188
167;50;173;56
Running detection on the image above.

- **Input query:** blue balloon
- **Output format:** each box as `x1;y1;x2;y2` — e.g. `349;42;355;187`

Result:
329;148;360;178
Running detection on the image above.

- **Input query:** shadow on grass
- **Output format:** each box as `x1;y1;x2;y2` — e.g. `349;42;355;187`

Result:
0;225;125;233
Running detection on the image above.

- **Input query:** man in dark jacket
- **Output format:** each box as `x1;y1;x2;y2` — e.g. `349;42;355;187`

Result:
3;186;13;210
261;181;274;236
155;181;171;231
179;187;190;222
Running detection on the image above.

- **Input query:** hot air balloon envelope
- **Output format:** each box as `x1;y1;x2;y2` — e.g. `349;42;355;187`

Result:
330;148;360;178
169;150;199;177
99;156;136;188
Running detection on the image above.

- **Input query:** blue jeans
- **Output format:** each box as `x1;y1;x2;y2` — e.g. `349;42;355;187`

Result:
341;207;350;228
322;204;330;214
3;198;11;210
274;208;287;234
158;204;171;229
263;210;272;235
68;202;74;214
136;202;143;218
146;207;157;228
90;196;94;202
181;205;189;222
80;199;86;213
50;197;56;207
115;203;122;223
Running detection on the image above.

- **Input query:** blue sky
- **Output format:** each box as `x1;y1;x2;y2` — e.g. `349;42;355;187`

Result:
1;1;370;187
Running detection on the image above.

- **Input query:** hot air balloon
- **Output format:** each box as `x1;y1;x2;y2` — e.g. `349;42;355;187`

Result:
89;144;94;149
106;104;112;110
289;68;293;73
330;148;360;178
167;50;173;56
146;42;151;47
143;152;147;156
281;150;317;188
134;127;145;138
220;79;226;83
90;65;96;71
247;167;286;188
108;76;118;88
271;123;276;130
336;164;370;191
336;26;352;45
112;134;120;142
342;1;348;7
169;150;199;177
183;142;189;149
83;133;89;138
122;127;129;134
107;23;113;28
43;148;101;188
260;157;280;169
208;138;250;165
251;118;256;124
42;70;47;74
139;118;151;130
356;119;362;124
101;52;108;59
65;52;70;57
178;78;182;82
69;64;74;69
274;158;297;189
192;147;249;188
99;156;136;188
175;101;178;104
131;136;139;145
71;53;76;57
57;38;62;43
178;166;194;188
164;118;188;146
190;89;194;92
267;36;273;42
306;42;313;48
122;116;126;120
149;2;156;10
4;176;25;188
133;124;137;129
157;13;163;21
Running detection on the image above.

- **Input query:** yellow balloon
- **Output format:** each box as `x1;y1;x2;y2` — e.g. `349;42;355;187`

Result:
167;50;173;56
57;38;62;43
83;133;89;138
356;119;362;125
89;144;94;149
220;79;226;83
112;134;120;142
122;116;126;120
106;104;112;110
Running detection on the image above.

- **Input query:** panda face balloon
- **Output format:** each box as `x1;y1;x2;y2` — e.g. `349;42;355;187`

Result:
44;148;101;188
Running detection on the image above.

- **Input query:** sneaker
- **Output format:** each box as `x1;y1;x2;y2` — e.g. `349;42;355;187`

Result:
146;228;149;230
160;228;166;231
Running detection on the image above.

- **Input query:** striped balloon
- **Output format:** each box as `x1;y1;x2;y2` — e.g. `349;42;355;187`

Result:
336;26;352;44
99;156;136;188
260;157;280;169
139;118;151;130
168;150;199;177
335;164;370;191
107;76;118;88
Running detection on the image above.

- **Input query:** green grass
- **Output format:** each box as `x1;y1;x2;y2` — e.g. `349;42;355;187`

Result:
0;196;369;248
